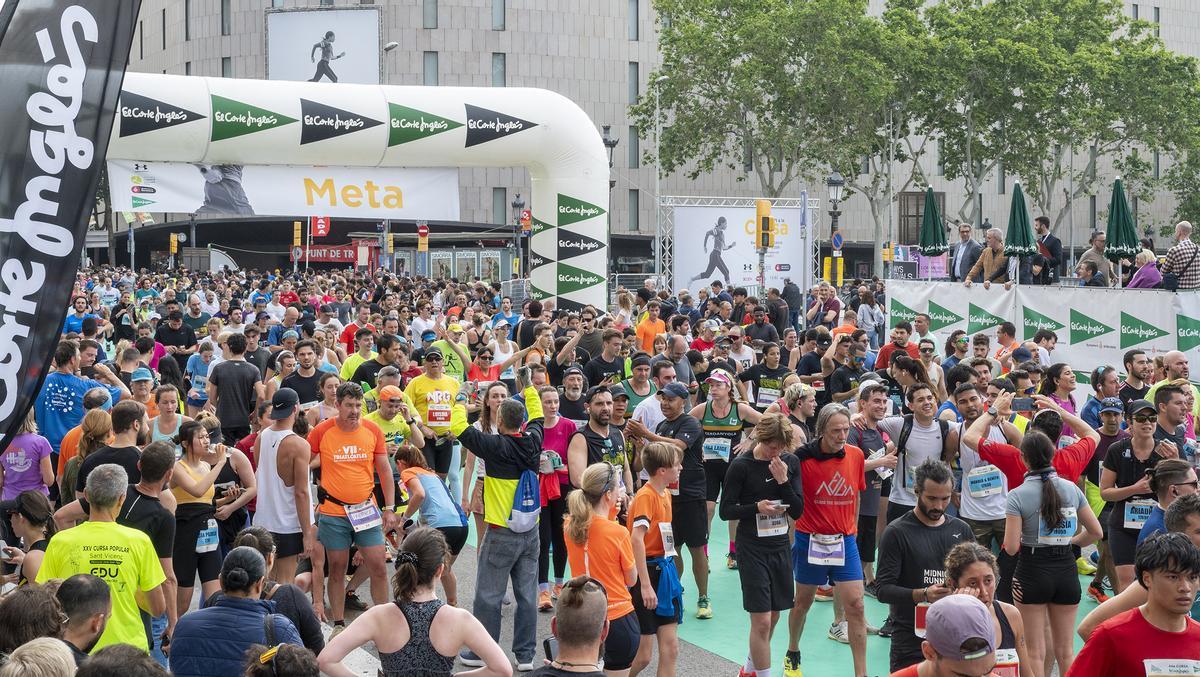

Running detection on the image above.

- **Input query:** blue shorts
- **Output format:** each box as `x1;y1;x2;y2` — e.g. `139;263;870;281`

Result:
316;513;385;551
791;532;864;585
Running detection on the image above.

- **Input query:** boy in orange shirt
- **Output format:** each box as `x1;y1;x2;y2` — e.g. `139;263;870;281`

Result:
627;441;682;677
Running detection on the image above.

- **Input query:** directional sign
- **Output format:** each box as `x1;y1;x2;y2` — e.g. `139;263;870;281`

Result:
291;246;303;260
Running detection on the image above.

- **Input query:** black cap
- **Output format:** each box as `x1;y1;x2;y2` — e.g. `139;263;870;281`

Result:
269;388;299;420
424;348;444;361
318;304;333;314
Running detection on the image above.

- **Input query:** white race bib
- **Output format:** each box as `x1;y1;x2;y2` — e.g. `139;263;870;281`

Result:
1144;659;1200;676
659;522;677;557
993;649;1019;677
702;438;731;461
806;534;845;566
427;402;452;425
966;465;1004;498
866;448;893;480
346;499;383;532
756;502;788;537
1125;498;1156;530
756;386;781;408
1038;507;1077;546
195;519;218;554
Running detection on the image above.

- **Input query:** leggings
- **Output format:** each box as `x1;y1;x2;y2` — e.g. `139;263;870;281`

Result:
538;495;567;585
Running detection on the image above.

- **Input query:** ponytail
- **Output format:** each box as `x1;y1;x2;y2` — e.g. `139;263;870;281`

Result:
1020;431;1063;529
565;463;617;546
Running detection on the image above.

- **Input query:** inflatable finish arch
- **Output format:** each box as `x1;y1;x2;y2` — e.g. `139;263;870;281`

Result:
105;73;610;310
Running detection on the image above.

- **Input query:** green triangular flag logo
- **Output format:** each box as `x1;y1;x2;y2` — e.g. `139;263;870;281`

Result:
1069;309;1114;344
529;284;553;301
557;194;606;227
131;196;155;208
388;103;463;146
966;303;1004;334
926;301;962;331
211;94;297;141
889;299;918;328
531;218;551;236
556;262;605;294
1073;370;1092;386
1179;314;1200;352
1023;306;1064;339
1121;312;1169;349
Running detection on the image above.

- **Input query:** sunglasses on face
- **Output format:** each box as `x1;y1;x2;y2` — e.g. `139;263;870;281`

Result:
920;348;935;354
1174;480;1200;491
1132;413;1157;423
478;355;493;361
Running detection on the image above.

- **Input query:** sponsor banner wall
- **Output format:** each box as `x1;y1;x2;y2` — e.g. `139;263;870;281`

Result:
672;206;810;295
266;7;382;85
108;160;460;220
1175;294;1200;365
887;280;1014;338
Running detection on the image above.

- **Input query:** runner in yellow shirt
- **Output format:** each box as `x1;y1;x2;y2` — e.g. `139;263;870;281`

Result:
404;349;461;479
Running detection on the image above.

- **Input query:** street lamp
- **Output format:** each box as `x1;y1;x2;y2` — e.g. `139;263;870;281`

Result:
382;41;399;84
826;171;845;236
511;193;525;277
602;125;620;189
654;74;669;281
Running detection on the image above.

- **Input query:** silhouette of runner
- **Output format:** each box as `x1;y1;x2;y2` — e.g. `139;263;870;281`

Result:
690;216;736;284
309;31;346;82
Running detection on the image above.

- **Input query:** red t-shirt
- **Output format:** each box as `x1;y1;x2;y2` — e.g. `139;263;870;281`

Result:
795;444;866;536
1066;607;1200;677
977;436;1096;488
690;337;714;352
876;342;919;370
278;291;300;306
339;322;376;353
888;665;920;677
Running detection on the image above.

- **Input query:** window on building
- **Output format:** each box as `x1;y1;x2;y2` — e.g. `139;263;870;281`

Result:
491;53;506;86
742;137;753;173
1089;145;1098;181
185;61;191;75
629;0;639;40
1132;4;1139;19
423;0;438;29
628;125;640;169
138;21;143;60
271;0;284;7
899;190;945;245
492;0;505;30
222;57;232;78
184;0;190;41
423;52;439;86
320;0;335;5
1089;195;1098;230
935;139;945;176
161;8;166;50
221;0;231;36
628;62;639;104
859;157;870;175
629;190;640;231
1154;6;1160;36
492;188;507;225
1131;195;1140;227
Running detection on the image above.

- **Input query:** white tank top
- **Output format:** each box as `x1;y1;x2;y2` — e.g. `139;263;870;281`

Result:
491;340;515;378
253;427;311;534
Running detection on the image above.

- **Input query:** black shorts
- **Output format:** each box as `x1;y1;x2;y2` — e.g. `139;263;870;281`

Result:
886;500;911;524
1012;546;1080;605
1108;522;1140;566
173;505;222;585
856;513;878;564
704;459;728;503
425;438;454;475
271;531;304;559
604;612;641;670
737;541;793;612
671;499;708;549
438;526;469;556
630;562;682;634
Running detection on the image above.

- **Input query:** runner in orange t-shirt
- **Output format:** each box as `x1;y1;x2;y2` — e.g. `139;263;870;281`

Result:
635;302;667;354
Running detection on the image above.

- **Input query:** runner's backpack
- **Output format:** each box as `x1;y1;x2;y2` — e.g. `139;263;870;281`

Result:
507;469;541;533
896;413;950;489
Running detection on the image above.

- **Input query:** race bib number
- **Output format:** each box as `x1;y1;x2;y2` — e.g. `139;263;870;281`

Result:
659;522;677;557
866;448;893;480
903;461;917;494
1144;659;1200;676
811;380;825;393
913;602;930;638
196;519;219;554
807;534;845;566
668;479;680;497
992;649;1019;677
756;502;788;537
1038;507;1077;546
346;499;383;532
967;465;1003;498
756;386;781;408
427;403;451;425
703;438;731;461
1125;498;1156;529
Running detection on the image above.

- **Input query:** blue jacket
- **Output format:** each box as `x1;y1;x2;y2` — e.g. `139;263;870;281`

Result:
169;595;302;677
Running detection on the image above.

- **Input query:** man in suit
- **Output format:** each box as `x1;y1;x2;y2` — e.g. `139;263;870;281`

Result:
1033;215;1063;283
949;222;983;282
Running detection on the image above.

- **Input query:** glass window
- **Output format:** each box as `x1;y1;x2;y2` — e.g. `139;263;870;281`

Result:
492;53;506;87
492;188;507;225
320;0;335;5
1154;151;1161;179
184;0;190;41
161;8;166;50
423;0;438;29
628;125;640;169
492;0;505;30
185;61;191;75
629;190;640;231
899;191;945;245
628;62;639;104
423;52;439;86
1154;6;1160;36
628;0;639;40
222;57;232;78
221;0;231;36
1132;4;1139;19
1089;195;1098;230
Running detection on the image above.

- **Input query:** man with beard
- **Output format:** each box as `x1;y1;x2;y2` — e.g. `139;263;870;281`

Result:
1147;351;1200;421
875;459;974;673
566;386;634;496
281;339;323;408
558;366;589;425
745;307;780;347
1119;349;1153;407
56;573;112;665
76;400;150;492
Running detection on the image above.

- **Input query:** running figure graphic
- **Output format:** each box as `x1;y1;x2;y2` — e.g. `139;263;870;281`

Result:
690;216;737;285
309;31;346;83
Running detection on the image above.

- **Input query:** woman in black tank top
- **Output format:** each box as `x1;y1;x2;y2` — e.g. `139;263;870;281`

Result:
944;542;1030;675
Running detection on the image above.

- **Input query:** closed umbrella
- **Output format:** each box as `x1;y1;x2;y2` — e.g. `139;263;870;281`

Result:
917;186;947;279
1105;178;1140;288
1004;181;1037;284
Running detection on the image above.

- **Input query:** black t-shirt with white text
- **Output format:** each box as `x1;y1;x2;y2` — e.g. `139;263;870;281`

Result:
656;414;704;502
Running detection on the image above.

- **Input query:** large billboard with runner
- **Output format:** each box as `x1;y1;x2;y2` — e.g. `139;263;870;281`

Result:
672;205;809;294
266;7;382;85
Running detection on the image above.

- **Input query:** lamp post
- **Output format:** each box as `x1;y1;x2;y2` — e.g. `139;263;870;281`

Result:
826;172;845;235
511;192;525;278
382;41;398;84
602;125;619;189
653;75;669;281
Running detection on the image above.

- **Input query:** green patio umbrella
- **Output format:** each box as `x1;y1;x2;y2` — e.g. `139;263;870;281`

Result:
917;186;947;279
1004;181;1037;284
1105;177;1140;287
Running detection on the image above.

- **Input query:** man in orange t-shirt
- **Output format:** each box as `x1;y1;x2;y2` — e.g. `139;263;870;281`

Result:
635;301;667;354
308;381;395;630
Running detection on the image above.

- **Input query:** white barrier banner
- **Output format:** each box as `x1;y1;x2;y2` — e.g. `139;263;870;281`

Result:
887;280;1014;338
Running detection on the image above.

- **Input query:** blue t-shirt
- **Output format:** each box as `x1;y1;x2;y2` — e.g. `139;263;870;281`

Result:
1080;396;1103;431
404;468;463;529
62;312;99;335
1137;505;1167;546
936;401;962;423
185;354;211;403
34;372;122;452
490;312;518;339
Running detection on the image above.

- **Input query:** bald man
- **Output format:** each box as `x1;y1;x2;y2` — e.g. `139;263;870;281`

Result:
1146;351;1200;419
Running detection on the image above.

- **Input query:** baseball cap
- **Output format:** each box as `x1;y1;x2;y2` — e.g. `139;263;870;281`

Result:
1099;397;1124;415
379;385;404;401
1128;399;1156;416
925;594;995;661
131;367;154;383
609;383;629;399
715;336;733;347
564;366;585;379
318;304;333;314
1011;346;1034;363
704;369;732;386
421;330;438;342
256;311;271;321
702;319;721;332
424;348;444;361
659;382;689;400
448;323;464;333
816;333;833;347
269;388;299;420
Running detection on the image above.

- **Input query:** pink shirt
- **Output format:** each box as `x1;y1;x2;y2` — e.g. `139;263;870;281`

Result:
541;417;578;485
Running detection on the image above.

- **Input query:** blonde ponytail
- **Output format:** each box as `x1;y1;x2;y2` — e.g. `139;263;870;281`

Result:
564;463;618;545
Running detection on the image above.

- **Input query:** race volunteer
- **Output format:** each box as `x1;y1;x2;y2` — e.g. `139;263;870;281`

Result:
718;414;804;677
404;348;461;479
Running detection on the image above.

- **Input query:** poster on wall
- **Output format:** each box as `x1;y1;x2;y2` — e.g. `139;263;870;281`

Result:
455;251;478;281
479;250;502;283
266;7;382;85
672;205;810;294
108;160;460;220
430;252;453;281
394;251;413;278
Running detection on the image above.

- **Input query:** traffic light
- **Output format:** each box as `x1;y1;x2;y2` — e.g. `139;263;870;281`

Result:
755;199;776;249
293;221;302;247
169;233;177;254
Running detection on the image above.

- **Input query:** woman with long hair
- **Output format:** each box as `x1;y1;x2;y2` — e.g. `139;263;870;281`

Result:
306;372;340;429
1;490;57;586
317;527;511;677
0;409;54;500
857;291;886;350
537;385;578;611
195;413;257;557
60;409;111;505
156;356;188;404
1038;363;1077;437
944;541;1033;676
462;382;509;542
614;290;634;330
1003;429;1101;676
563;463;640;677
150;385;191;460
395;445;468;606
171;419;229;613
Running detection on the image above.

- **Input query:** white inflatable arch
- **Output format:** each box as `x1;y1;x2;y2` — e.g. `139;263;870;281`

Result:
105;73;610;309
